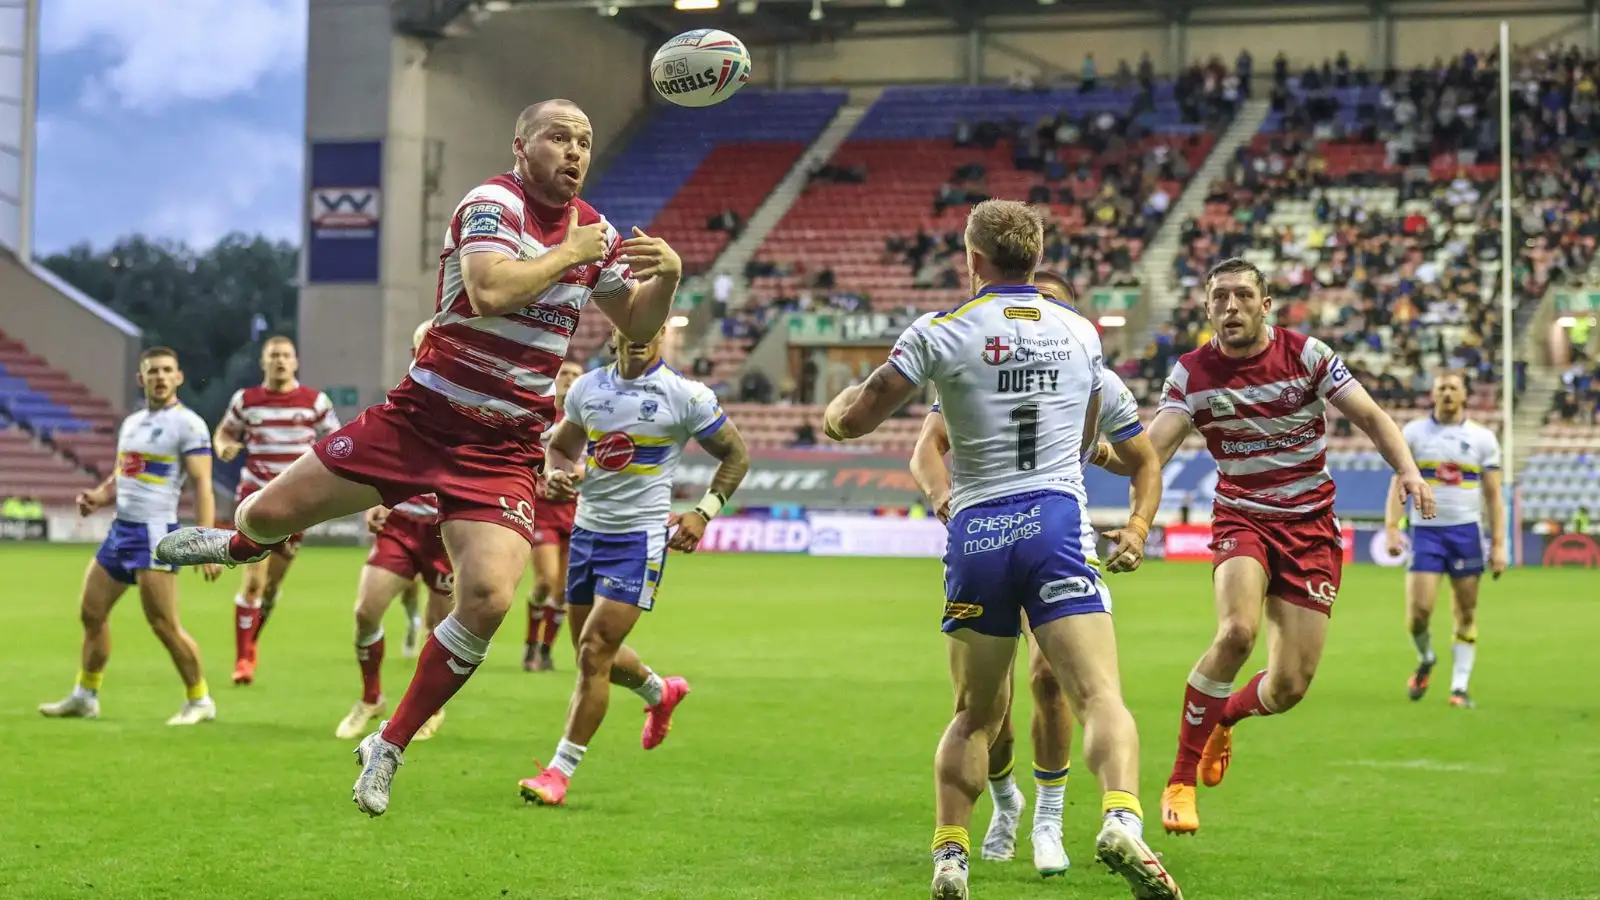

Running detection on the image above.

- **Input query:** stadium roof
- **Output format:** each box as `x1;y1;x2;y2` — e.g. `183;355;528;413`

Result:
395;0;1596;43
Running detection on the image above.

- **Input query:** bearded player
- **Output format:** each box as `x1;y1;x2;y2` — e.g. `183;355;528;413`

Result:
1386;369;1505;709
39;348;222;725
336;320;457;741
829;200;1180;900
157;99;684;818
910;270;1163;878
525;359;585;672
1095;257;1435;835
213;335;339;685
519;326;749;808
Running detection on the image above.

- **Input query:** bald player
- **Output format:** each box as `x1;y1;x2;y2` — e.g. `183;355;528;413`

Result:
158;99;685;817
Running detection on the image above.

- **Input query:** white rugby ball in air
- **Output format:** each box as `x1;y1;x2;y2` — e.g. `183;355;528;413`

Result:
651;29;752;108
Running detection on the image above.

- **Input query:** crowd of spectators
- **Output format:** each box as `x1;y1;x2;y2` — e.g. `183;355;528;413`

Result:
1160;45;1600;410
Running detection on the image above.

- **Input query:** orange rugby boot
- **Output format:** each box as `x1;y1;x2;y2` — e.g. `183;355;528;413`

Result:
231;655;256;686
518;765;570;807
1198;724;1233;788
1160;783;1199;836
1407;659;1434;701
641;676;690;750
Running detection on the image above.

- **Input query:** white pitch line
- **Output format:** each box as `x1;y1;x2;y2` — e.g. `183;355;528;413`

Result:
1333;759;1505;775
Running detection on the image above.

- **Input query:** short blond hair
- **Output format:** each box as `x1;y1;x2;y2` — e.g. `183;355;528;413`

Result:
965;200;1044;280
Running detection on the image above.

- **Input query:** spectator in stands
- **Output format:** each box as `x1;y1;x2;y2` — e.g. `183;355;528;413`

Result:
691;354;713;378
1546;389;1584;424
2;494;43;520
1080;54;1097;93
953;119;973;147
792;421;816;447
707;208;743;237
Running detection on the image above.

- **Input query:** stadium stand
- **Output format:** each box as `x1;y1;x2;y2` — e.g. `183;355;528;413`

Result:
0;329;124;488
569;88;847;364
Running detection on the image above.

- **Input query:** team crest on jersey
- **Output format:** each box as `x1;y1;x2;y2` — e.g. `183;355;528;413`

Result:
1279;386;1307;408
1207;394;1236;417
639;399;659;421
982;337;1013;366
589;432;636;471
1459;440;1470;452
1435;462;1464;485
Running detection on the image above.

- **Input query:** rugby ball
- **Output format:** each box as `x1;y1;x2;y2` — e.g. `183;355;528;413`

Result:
651;29;751;108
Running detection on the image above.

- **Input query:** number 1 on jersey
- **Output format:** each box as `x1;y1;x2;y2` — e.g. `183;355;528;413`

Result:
1010;402;1039;471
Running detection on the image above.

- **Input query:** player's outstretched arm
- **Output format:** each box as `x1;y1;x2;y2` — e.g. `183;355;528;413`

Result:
670;420;750;553
910;412;953;522
462;209;609;317
600;227;683;344
1098;408;1188;476
1331;384;1436;520
825;365;918;441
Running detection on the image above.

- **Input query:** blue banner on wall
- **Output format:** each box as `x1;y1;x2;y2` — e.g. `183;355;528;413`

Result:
307;141;383;283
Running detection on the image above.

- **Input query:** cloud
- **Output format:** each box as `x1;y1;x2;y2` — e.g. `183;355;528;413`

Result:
42;0;307;112
35;113;302;251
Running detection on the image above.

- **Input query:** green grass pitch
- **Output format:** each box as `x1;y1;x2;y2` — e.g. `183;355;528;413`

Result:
2;544;1598;899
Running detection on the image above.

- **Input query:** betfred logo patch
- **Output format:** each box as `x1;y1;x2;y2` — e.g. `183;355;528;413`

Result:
589;432;637;471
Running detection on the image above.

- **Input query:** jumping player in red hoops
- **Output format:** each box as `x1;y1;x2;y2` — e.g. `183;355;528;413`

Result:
156;99;685;818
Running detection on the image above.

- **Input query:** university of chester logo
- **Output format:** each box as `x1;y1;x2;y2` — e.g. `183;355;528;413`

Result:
982;337;1012;366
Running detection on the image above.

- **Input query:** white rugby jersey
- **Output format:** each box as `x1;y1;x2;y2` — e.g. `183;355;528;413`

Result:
113;403;211;523
563;361;726;534
1097;367;1142;444
890;284;1103;515
1402;416;1501;527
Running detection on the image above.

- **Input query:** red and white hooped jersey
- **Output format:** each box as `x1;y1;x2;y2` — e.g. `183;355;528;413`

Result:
221;384;339;495
391;493;440;524
409;172;636;432
1161;327;1357;519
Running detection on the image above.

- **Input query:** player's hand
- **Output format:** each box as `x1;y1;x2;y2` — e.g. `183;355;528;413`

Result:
199;563;223;583
75;491;99;517
560;207;610;267
546;469;583;503
618;227;682;281
1399;473;1436;520
1490;543;1508;579
365;506;391;534
929;490;952;524
667;511;707;553
1385;526;1405;555
216;440;243;463
1101;526;1147;574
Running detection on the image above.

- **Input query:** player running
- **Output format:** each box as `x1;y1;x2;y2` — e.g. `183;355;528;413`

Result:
525;359;585;672
1386;369;1504;709
828;200;1180;900
213;335;339;685
155;98;685;818
1094;257;1435;836
519;326;749;808
335;496;454;740
39;348;223;725
336;321;456;741
909;270;1163;879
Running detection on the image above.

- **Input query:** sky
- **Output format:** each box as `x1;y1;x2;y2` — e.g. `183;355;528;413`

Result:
35;0;307;253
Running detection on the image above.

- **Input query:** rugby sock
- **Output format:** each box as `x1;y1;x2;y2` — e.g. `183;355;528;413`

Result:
186;679;210;702
226;532;281;563
381;615;488;750
1220;669;1276;726
1411;625;1436;665
526;602;541;646
1451;626;1478;693
633;671;666;706
76;669;104;697
1169;669;1232;786
1034;765;1069;827
551;738;587;778
542;606;566;649
1102;790;1144;838
234;595;262;662
988;760;1022;814
357;627;385;705
932;825;970;855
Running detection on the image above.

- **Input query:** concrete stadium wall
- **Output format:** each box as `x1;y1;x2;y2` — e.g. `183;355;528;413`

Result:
774;4;1592;86
300;1;648;415
0;252;141;408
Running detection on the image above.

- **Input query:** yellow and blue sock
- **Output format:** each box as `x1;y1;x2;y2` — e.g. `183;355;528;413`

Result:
1034;765;1070;826
932;825;970;857
989;759;1022;811
186;679;209;703
1102;790;1144;837
76;669;103;696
